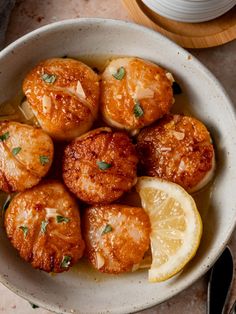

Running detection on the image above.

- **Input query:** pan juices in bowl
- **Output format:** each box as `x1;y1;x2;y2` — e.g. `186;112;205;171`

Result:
0;54;216;307
1;54;208;282
0;52;221;300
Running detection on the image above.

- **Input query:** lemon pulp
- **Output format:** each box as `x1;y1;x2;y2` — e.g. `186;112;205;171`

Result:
136;177;202;282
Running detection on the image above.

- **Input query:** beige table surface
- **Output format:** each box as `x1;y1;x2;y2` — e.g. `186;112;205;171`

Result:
1;0;236;313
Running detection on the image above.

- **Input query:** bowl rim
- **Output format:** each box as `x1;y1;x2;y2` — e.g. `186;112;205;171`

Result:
0;17;236;313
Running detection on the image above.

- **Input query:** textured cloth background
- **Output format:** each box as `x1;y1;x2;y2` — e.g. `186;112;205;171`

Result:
0;0;15;49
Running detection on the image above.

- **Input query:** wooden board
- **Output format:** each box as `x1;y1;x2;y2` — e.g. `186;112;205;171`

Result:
122;0;236;49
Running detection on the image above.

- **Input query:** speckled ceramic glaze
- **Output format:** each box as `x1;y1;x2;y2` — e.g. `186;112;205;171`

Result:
0;19;236;314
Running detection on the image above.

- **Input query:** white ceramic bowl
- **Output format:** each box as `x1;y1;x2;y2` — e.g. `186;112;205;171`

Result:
143;0;236;23
0;18;236;314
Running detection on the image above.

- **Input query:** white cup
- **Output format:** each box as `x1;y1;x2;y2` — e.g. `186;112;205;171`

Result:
142;0;236;23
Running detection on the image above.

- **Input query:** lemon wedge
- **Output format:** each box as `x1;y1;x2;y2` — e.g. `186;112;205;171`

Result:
136;177;202;282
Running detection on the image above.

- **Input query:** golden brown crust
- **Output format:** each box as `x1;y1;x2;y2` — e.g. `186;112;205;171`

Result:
4;181;85;273
63;128;138;204
0;121;54;193
83;204;150;274
101;57;174;133
23;58;99;140
137;114;214;192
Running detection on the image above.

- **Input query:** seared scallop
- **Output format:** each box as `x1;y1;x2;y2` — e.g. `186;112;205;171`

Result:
23;58;99;141
137;114;215;193
0;121;53;193
83;204;150;274
101;57;174;134
63;127;138;204
4;181;85;273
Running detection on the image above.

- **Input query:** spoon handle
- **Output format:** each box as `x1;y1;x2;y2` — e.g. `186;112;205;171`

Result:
207;246;234;314
229;299;236;314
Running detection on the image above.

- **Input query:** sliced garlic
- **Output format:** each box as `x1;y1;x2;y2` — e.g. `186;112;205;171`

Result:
109;66;118;76
132;264;140;272
19;100;34;120
172;131;185;140
166;72;175;83
76;80;86;99
45;207;60;219
50;230;75;243
16;209;34;225
173;115;181;123
132;255;152;272
96;252;105;269
160;147;172;152
134;85;154;100
42;95;52;114
133;81;154;100
116;94;122;100
178;159;186;171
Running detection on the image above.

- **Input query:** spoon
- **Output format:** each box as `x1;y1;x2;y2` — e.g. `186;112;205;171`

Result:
229;299;236;314
207;246;234;314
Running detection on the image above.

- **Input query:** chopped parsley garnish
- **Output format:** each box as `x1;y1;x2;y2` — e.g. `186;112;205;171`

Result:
19;226;28;238
133;101;144;118
12;147;21;156
56;215;70;223
0;132;9;142
40;220;48;234
60;255;71;268
172;81;182;95
102;224;113;235
41;73;57;84
112;67;126;80
97;161;112;170
39;155;50;166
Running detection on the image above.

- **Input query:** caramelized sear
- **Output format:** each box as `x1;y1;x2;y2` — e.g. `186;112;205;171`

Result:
23;58;99;141
137;114;215;192
101;57;174;134
83;204;150;274
63;127;138;204
0;121;53;193
5;181;85;273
